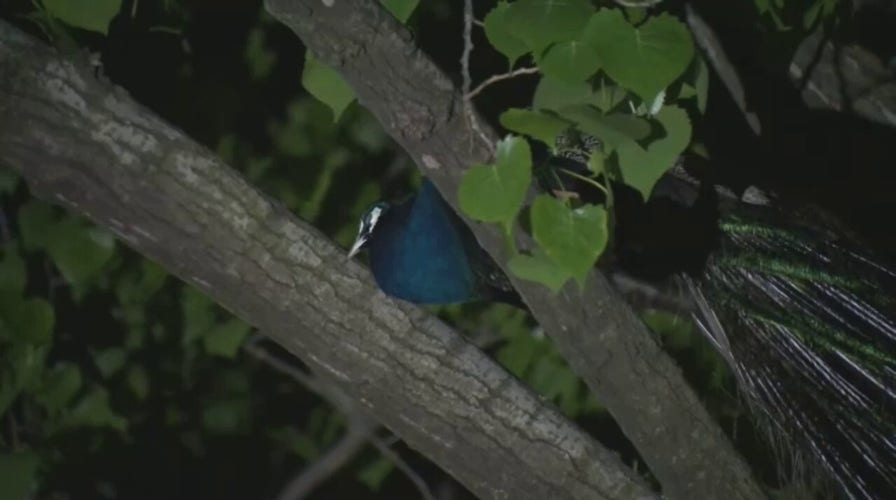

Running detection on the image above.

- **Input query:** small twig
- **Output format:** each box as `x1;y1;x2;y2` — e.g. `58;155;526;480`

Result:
275;418;376;500
461;0;473;99
556;167;609;196
464;66;540;100
244;336;321;394
370;435;437;500
460;0;495;155
248;339;436;500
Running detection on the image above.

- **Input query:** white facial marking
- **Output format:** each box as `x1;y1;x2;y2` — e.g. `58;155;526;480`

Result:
367;205;383;230
348;205;385;259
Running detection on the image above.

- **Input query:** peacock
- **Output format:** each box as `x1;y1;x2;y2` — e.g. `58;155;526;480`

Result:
346;133;896;499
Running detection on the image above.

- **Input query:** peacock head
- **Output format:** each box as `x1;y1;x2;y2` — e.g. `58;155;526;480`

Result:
348;201;391;259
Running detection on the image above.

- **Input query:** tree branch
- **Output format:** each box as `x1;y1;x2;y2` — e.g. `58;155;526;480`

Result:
261;1;766;499
0;19;655;500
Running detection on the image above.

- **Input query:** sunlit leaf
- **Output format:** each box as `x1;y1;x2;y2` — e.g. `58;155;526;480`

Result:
458;136;531;232
616;106;691;199
531;196;607;282
499;108;571;148
561;105;651;151
483;2;529;67
538;40;600;82
505;0;595;55
584;10;694;100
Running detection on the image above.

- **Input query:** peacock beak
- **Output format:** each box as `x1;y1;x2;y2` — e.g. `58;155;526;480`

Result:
347;235;367;259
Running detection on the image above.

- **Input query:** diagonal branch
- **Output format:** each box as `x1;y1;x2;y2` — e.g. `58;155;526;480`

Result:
0;18;655;500
262;1;766;499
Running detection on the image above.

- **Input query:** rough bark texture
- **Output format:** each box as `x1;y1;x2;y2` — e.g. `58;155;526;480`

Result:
791;32;896;128
262;2;767;499
0;20;657;500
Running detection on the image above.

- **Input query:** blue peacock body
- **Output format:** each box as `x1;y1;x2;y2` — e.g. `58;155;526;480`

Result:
349;179;517;305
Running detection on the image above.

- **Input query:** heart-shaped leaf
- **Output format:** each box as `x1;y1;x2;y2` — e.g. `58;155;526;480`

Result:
458;136;532;232
505;0;595;55
538;40;601;82
499;109;571;148
531;195;608;281
616;105;691;199
483;2;529;67
508;248;572;292
562;105;651;151
584;10;694;100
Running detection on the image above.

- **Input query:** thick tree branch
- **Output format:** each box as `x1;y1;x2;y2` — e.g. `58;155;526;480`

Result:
262;1;765;499
0;20;654;500
791;31;896;128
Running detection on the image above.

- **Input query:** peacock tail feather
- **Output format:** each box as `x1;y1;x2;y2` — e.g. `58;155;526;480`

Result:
684;205;896;499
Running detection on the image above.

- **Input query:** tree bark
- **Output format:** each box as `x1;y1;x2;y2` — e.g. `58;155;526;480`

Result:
0;20;655;500
262;2;767;499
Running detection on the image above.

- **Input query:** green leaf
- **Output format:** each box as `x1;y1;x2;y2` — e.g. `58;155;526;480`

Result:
202;398;249;434
584;10;694;100
0;344;49;414
35;363;82;413
49;388;127;434
531;196;607;282
357;456;395;492
202;319;251;358
458;136;531;231
538;40;601;83
44;219;116;285
496;332;541;376
508;249;572;292
693;57;709;114
181;287;215;344
0;295;54;345
505;0;595;55
483;2;529;67
678;57;709;113
562;105;651;150
529;356;579;415
301;51;355;122
381;0;419;23
0;168;18;195
587;152;605;176
126;365;150;400
616;106;691;199
268;426;320;461
0;452;39;500
0;246;26;293
244;28;277;81
92;347;127;378
17;201;55;251
533;77;598;113
42;0;121;34
499;109;571;147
